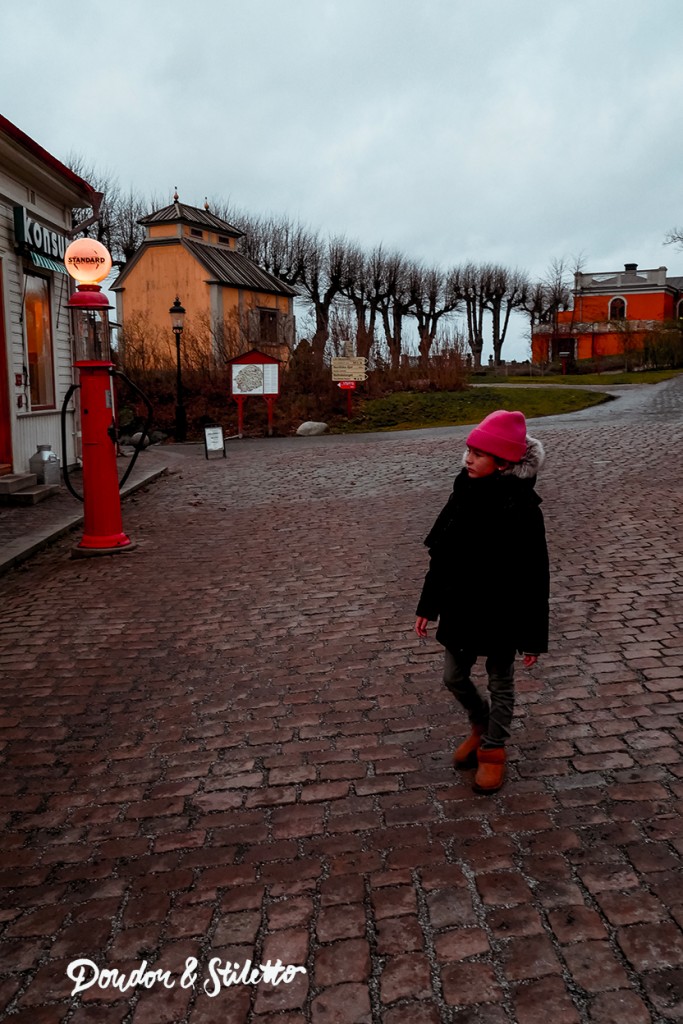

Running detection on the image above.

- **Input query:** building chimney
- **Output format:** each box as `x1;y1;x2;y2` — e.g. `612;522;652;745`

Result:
624;263;638;273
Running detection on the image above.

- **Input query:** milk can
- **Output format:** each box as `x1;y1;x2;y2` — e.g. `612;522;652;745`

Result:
29;444;61;485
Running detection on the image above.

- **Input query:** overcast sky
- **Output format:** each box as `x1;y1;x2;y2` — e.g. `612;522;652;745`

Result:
3;0;683;360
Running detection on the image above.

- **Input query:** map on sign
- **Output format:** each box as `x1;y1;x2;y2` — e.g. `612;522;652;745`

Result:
331;357;368;382
231;363;279;395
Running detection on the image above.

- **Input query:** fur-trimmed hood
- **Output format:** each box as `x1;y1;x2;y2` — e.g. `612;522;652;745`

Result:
462;435;545;481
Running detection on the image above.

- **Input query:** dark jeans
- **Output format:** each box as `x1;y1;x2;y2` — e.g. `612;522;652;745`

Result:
443;648;516;749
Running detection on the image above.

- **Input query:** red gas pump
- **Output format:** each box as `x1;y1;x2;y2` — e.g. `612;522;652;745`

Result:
64;239;133;556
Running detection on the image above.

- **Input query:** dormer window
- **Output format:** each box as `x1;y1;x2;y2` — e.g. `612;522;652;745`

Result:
218;234;232;246
609;297;626;320
190;228;203;238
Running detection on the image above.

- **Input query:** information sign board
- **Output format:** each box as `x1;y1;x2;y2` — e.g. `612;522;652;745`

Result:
231;362;279;395
331;357;367;382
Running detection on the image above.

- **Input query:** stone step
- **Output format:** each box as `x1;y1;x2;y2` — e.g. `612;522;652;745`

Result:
0;472;37;495
6;484;61;506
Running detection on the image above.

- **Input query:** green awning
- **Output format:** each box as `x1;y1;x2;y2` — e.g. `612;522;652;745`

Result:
30;251;68;274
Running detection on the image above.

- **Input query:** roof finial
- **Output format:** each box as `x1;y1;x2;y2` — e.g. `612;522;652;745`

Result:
173;186;179;202
204;197;210;211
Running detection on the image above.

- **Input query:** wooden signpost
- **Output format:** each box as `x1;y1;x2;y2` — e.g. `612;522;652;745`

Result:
331;357;367;382
331;357;367;417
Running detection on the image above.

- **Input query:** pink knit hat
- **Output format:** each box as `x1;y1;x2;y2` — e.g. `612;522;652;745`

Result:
466;410;528;463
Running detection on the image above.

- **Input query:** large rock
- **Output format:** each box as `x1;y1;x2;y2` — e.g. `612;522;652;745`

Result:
129;431;151;448
296;421;328;436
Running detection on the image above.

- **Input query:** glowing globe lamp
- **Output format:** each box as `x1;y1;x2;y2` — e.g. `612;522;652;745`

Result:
65;239;113;362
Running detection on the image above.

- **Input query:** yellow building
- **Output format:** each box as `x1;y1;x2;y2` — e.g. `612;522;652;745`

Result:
112;197;296;367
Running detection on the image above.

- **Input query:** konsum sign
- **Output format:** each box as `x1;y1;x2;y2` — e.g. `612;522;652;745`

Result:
13;205;70;261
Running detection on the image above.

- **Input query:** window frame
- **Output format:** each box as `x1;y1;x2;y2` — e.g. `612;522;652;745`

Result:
259;307;279;348
23;269;56;411
608;296;627;321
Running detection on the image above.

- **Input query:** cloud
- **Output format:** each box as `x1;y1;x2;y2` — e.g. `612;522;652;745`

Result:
3;0;683;359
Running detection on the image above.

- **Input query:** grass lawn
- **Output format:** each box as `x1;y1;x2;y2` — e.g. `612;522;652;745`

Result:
479;368;683;386
331;386;612;433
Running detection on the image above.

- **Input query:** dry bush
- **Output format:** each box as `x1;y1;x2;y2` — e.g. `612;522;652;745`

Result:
368;327;468;397
642;322;683;368
117;325;469;439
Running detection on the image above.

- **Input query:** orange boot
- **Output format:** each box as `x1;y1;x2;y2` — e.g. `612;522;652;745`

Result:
452;724;485;770
473;746;506;793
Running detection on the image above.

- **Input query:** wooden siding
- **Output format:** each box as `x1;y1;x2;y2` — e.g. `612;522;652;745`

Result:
0;183;79;471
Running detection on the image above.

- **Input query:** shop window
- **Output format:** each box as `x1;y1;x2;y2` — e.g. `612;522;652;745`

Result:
678;299;683;320
24;273;55;409
609;297;626;320
259;309;278;348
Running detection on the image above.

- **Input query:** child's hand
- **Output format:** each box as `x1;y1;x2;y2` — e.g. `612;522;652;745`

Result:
523;654;538;669
415;616;430;639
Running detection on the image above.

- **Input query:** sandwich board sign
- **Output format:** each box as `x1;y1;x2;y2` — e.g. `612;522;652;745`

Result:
203;424;226;459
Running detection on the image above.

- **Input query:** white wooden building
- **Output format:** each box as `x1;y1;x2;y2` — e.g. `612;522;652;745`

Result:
0;114;96;476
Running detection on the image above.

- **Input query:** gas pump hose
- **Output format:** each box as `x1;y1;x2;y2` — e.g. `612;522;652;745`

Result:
60;383;83;501
113;370;154;490
59;370;155;501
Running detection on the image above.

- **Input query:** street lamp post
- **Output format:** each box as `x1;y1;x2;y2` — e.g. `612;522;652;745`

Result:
169;296;187;442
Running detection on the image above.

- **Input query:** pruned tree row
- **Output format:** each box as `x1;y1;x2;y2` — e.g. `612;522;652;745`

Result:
66;157;574;369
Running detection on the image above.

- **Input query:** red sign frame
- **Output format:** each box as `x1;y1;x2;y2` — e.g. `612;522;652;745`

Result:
225;349;282;437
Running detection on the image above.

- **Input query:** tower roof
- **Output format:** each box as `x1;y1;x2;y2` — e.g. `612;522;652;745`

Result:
111;236;297;298
139;200;243;238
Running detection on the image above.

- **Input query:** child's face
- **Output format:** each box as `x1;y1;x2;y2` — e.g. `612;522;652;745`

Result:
465;446;502;478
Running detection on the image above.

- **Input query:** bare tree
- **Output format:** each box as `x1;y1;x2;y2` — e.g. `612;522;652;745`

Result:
298;234;347;364
409;264;462;365
65;153;148;266
116;187;148;263
524;258;572;326
227;211;309;288
340;243;393;360
65;153;120;249
459;262;487;368
378;253;412;371
522;257;573;361
197;309;248;365
328;303;356;356
483;265;530;365
262;216;309;286
665;227;683;249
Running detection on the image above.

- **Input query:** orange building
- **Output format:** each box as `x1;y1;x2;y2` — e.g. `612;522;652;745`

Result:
112;198;296;366
532;263;683;364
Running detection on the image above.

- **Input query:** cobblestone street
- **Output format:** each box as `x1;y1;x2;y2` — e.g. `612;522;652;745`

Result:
1;377;683;1023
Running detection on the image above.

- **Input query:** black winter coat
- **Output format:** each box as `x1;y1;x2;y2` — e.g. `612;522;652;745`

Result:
416;458;550;656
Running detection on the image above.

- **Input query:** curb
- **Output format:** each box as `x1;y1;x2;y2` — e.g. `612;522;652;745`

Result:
0;463;170;576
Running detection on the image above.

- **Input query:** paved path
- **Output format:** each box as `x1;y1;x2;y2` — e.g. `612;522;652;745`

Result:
1;378;682;1023
0;448;173;574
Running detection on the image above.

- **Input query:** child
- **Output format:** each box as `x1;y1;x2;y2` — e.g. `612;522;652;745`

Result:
415;409;549;794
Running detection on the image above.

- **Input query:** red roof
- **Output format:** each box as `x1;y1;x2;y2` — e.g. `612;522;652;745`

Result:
225;349;282;365
0;113;95;197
